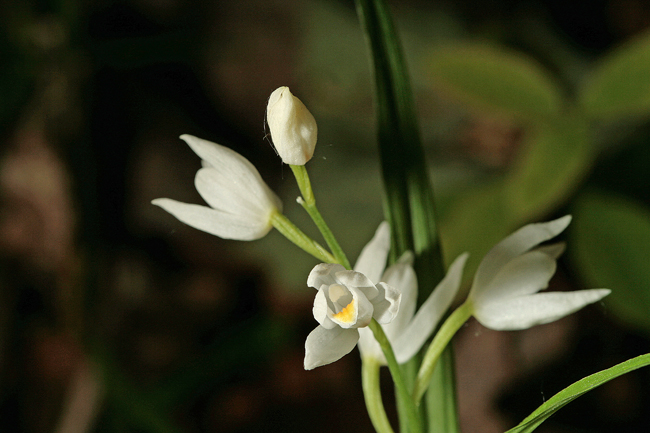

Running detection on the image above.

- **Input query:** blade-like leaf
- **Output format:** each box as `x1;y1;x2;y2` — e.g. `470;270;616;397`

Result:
355;0;453;431
580;30;650;120
570;191;650;334
505;353;650;433
426;44;563;122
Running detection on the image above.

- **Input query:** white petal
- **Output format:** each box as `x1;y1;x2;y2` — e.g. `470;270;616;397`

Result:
151;198;272;240
472;251;556;304
181;135;283;213
313;289;337;329
304;326;359;370
534;242;566;260
473;215;571;291
357;327;385;363
354;222;390;284
195;167;277;218
380;261;418;341
335;270;378;300
393;253;468;364
371;282;401;324
307;263;346;289
474;289;611;331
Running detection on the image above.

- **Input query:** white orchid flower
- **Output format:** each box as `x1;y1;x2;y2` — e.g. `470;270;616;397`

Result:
266;87;317;165
304;261;401;370
467;215;610;330
356;223;467;364
152;135;282;241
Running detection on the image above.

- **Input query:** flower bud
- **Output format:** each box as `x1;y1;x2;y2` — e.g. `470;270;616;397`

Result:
266;86;317;165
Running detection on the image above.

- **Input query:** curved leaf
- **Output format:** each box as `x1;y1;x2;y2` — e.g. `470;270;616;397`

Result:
570;191;650;334
426;44;563;122
580;30;650;120
505;353;650;433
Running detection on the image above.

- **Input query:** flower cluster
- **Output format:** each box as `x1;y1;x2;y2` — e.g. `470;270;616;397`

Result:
151;87;610;384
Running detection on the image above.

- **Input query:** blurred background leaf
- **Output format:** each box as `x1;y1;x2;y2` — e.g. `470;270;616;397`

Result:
580;30;650;121
426;44;564;123
570;191;650;335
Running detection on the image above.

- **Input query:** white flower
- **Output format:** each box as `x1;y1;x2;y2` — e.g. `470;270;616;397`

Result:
152;135;282;241
266;86;317;165
304;239;402;369
356;223;467;364
467;215;610;330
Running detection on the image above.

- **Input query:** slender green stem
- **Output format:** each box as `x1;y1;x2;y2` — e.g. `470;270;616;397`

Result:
270;211;336;263
413;302;473;404
426;346;460;433
369;320;423;433
290;165;351;269
362;357;395;433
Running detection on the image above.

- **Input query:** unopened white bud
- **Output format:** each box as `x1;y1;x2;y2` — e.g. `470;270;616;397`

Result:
266;86;317;165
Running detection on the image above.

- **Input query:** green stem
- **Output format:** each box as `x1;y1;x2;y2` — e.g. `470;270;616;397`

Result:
413;302;473;404
270;212;336;264
362;357;395;433
290;165;351;269
369;320;423;433
426;346;460;433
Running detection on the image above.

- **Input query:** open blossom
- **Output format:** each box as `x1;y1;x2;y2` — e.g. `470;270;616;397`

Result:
356;223;467;364
467;215;610;330
266;86;317;165
152;135;282;241
304;247;401;369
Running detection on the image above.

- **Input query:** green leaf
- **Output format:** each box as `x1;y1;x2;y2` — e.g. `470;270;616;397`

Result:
505;353;650;432
505;113;593;221
580;30;650;120
426;44;564;122
570;191;650;334
355;0;452;431
441;114;594;290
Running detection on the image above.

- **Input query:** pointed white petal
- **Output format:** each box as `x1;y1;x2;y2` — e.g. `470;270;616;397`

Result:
380;262;418;341
151;198;272;240
473;215;571;291
304;326;359;370
195;167;277;217
534;242;566;260
393;253;468;364
357;327;385;363
307;263;346;289
472;251;556;303
474;289;611;331
181;135;282;212
371;282;401;324
354;222;390;283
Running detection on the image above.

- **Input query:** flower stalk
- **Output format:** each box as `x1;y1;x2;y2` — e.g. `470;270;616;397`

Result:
291;165;351;269
270;211;335;263
413;301;473;404
362;357;395;433
369;319;423;433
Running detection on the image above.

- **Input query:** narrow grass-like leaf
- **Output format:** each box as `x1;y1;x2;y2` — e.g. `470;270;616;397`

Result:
355;0;453;431
505;353;650;433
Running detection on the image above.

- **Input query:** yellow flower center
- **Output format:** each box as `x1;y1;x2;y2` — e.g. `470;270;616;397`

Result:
333;300;356;324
